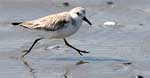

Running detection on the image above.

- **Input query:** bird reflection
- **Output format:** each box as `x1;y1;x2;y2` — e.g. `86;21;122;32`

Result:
64;60;89;78
19;57;36;78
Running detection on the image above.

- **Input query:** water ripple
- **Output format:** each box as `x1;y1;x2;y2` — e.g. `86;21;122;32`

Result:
39;56;128;62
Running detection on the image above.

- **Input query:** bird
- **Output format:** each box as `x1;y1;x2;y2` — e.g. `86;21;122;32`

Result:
11;7;92;57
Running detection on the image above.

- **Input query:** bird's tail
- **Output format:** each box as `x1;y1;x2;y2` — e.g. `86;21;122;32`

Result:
11;22;23;25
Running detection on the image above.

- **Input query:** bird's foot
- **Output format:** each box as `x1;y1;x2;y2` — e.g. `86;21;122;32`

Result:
77;50;90;56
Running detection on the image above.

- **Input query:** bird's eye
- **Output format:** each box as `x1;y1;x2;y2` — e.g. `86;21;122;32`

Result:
76;12;80;16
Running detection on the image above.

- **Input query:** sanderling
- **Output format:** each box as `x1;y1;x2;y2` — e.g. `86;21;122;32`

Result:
11;7;92;57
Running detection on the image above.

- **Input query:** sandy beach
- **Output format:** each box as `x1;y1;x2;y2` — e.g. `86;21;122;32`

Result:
0;0;150;78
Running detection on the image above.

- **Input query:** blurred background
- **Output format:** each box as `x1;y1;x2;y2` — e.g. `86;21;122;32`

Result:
0;0;150;78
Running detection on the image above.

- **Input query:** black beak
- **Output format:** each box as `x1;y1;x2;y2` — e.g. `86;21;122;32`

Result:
83;17;92;25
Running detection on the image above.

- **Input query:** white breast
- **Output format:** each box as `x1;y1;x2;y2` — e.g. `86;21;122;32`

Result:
52;23;81;38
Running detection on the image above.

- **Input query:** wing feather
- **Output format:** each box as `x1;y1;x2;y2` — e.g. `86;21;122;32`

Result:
19;12;72;31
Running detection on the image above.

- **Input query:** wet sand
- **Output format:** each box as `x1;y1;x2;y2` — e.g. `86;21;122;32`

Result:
0;0;150;78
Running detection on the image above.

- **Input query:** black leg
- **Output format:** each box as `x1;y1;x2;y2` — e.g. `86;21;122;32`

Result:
64;38;89;56
22;38;43;57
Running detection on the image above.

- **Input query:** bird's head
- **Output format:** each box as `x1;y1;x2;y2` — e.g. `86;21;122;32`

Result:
69;7;92;25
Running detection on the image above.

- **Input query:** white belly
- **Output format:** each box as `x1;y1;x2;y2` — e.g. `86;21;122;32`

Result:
30;24;81;39
52;24;80;38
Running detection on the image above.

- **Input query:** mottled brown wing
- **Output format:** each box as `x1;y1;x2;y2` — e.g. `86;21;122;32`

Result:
19;12;71;31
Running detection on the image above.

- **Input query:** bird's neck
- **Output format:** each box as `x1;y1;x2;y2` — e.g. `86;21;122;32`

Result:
69;13;82;26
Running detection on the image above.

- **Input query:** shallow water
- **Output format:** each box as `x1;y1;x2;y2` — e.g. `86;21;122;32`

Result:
0;0;150;78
